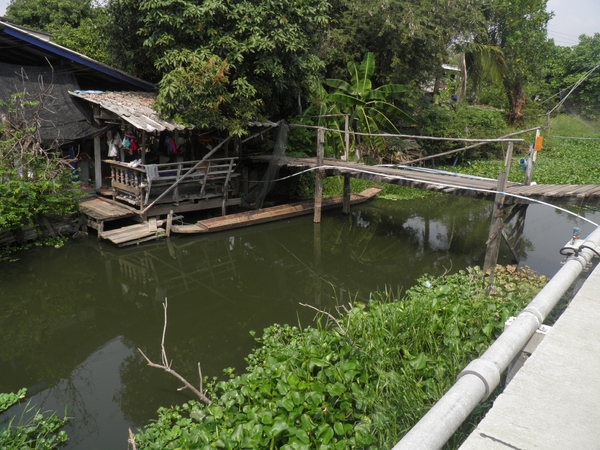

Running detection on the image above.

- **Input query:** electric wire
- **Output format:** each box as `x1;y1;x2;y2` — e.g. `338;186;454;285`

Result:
250;165;599;227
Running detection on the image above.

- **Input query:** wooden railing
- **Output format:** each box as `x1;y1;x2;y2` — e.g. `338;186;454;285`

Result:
106;158;239;210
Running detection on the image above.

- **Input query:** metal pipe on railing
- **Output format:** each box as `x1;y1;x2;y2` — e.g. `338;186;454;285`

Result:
393;226;600;450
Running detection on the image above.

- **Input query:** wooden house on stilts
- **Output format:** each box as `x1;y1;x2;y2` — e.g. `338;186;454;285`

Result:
0;18;245;246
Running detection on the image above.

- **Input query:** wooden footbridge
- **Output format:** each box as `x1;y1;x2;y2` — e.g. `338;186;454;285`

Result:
275;156;600;207
81;123;600;249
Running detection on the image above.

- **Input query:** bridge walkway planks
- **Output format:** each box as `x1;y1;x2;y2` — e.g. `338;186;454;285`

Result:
274;157;600;207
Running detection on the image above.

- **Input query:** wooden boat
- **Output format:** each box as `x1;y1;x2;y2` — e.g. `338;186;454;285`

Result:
171;186;383;234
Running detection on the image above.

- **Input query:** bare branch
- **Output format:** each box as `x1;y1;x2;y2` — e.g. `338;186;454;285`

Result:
299;302;344;333
138;298;213;405
127;428;137;450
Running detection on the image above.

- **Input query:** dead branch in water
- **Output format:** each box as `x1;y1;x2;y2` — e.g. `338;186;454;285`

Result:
138;298;212;405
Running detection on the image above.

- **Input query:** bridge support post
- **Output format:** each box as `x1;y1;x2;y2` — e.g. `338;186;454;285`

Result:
483;173;507;276
342;175;351;214
314;127;325;223
483;142;513;282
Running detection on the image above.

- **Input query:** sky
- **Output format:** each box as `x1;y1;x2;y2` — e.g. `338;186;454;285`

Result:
0;0;598;47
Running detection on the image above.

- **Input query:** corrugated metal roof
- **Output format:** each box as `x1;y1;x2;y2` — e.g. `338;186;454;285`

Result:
70;90;188;132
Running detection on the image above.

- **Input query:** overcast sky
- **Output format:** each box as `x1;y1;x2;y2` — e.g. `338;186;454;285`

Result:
0;0;599;47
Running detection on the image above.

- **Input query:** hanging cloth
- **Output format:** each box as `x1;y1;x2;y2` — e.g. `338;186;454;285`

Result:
108;132;122;158
165;136;177;155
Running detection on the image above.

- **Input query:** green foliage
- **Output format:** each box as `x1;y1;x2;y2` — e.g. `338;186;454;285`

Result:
50;15;109;62
321;0;482;92
416;103;509;160
0;388;69;449
472;0;552;126
107;0;329;133
6;0;94;30
543;34;600;120
5;0;107;61
0;92;82;232
134;266;546;449
304;53;415;157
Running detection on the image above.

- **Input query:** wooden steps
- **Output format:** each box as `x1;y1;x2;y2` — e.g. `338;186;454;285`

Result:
171;186;383;234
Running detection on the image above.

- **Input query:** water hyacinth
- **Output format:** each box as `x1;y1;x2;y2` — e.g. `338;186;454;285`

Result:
133;266;546;449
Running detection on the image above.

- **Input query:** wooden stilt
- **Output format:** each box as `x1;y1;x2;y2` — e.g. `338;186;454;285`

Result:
483;172;507;274
342;175;351;214
314;127;325;223
484;142;513;285
166;210;173;237
94;135;102;190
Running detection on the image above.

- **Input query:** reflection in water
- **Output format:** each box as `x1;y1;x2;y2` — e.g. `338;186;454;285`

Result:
0;195;598;448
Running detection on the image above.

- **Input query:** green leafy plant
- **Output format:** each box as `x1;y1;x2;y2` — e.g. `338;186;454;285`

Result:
133;266;546;449
0;388;69;449
305;53;416;157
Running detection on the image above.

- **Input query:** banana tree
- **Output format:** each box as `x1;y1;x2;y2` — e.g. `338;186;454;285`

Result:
307;53;416;158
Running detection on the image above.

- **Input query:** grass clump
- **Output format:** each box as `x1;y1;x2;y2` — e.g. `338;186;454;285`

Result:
134;266;546;449
0;388;69;449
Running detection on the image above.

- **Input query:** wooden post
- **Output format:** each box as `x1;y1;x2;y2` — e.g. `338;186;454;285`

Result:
523;145;535;186
166;210;173;237
483;171;507;275
342;175;351;214
94;135;102;190
314;127;325;223
524;129;540;185
483;141;513;282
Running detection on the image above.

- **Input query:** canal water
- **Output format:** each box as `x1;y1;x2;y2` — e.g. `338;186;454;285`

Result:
1;194;599;449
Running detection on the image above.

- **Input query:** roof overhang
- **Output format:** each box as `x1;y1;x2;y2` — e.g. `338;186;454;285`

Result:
70;90;189;133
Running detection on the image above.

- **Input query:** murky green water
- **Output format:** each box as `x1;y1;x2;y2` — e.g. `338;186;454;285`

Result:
1;195;598;449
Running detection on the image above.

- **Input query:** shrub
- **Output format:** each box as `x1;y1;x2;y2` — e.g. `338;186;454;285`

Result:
416;103;510;162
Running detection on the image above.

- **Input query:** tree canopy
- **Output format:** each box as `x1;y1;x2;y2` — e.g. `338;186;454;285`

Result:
6;0;94;30
9;0;592;135
105;0;329;134
544;34;600;120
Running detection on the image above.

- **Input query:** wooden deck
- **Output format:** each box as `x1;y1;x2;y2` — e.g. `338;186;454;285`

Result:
270;157;600;207
171;186;383;234
100;220;164;247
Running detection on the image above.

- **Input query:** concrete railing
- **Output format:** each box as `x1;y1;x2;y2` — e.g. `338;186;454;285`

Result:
392;225;600;450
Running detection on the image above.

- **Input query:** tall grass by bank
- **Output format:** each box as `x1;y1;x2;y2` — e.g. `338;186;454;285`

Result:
0;388;68;449
134;266;546;449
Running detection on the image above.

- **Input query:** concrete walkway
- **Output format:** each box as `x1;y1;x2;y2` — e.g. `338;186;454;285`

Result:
459;264;600;450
